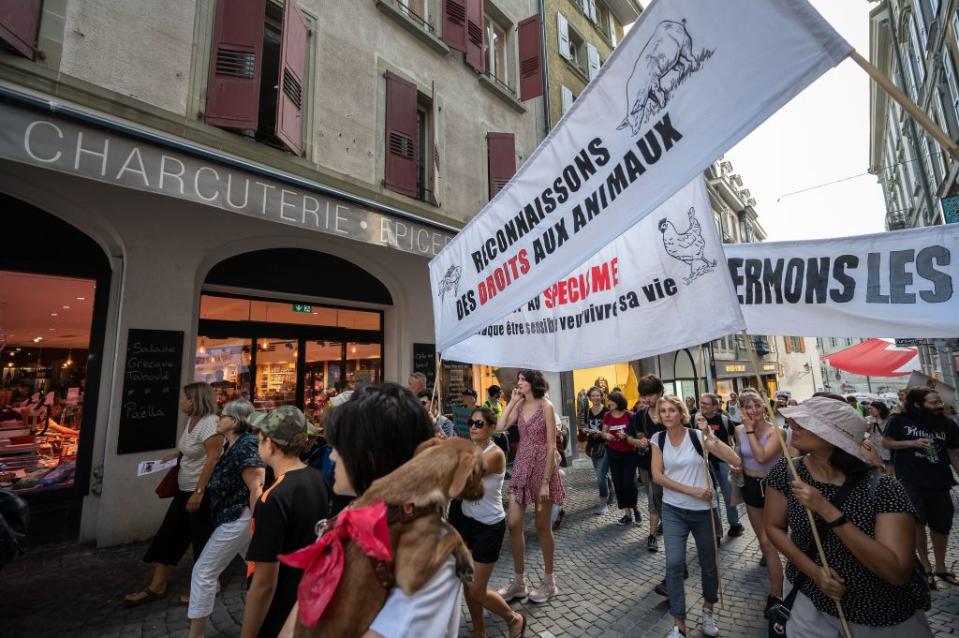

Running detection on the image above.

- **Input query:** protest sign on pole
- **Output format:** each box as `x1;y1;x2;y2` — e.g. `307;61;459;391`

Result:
430;0;850;352
443;178;745;371
724;224;959;338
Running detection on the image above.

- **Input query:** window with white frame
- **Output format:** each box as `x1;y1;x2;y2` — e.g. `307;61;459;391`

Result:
906;13;924;83
943;48;959;123
911;0;927;50
567;24;588;75
484;13;510;90
398;0;430;28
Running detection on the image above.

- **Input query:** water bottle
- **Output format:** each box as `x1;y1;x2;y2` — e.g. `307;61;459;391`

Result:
924;440;938;462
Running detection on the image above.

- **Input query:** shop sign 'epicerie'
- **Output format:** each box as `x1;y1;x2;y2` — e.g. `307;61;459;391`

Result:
0;103;454;258
429;0;851;352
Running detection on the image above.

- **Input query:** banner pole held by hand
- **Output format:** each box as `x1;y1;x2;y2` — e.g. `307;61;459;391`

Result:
741;330;852;638
697;418;725;608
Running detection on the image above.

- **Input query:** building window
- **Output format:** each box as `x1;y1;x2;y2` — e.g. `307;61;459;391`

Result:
384;71;436;204
906;13;924;83
595;1;612;42
561;85;577;115
557;12;588;77
397;0;431;30
830;337;838;348
205;0;311;156
484;13;510;91
943;48;959;124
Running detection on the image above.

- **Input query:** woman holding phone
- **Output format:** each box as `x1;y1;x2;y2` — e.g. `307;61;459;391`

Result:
601;391;640;526
496;370;565;605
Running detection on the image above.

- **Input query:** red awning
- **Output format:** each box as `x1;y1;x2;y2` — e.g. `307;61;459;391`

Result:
821;339;919;377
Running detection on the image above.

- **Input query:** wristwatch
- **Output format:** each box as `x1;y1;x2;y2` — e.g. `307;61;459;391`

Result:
826;513;848;528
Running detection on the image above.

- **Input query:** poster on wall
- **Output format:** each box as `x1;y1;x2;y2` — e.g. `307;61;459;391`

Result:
117;329;184;454
412;343;436;388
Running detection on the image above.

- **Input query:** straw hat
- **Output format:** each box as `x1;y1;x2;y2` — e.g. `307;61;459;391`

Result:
779;396;870;462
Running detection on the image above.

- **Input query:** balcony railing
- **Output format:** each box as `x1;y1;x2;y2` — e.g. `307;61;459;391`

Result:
388;0;435;33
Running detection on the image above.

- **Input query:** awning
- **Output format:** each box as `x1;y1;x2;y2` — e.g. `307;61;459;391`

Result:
821;339;919;377
0;88;455;259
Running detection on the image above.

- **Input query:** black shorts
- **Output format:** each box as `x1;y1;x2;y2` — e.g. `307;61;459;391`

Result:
451;510;506;564
743;475;767;509
902;482;954;535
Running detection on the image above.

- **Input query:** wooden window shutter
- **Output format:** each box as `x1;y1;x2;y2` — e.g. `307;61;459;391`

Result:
205;0;267;129
799;338;806;353
556;13;570;60
586;42;600;81
784;337;792;354
518;15;543;101
487;132;516;199
384;71;418;198
465;0;484;72
561;85;574;115
275;2;308;156
442;0;467;53
0;0;42;59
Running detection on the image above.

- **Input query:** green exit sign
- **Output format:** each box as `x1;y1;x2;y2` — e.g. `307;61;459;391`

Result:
292;303;313;313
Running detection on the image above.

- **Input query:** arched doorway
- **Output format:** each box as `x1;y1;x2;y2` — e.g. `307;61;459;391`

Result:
197;249;391;422
0;193;112;541
672;349;699;402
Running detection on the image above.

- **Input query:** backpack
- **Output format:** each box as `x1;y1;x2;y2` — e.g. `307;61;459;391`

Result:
0;489;29;569
657;428;706;458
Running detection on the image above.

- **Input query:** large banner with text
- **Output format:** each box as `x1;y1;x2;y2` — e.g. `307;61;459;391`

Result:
430;0;850;351
724;225;959;339
443;178;746;371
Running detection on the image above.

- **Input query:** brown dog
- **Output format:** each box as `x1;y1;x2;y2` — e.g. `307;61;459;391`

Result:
294;436;485;638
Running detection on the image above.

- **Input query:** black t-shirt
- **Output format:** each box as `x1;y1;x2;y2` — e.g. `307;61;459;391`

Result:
247;466;330;638
702;412;733;447
884;413;959;489
766;458;920;627
583;406;607;432
629;408;665;471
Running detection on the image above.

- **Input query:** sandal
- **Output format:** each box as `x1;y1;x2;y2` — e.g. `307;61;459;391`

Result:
935;572;959;586
123;587;166;607
508;612;526;638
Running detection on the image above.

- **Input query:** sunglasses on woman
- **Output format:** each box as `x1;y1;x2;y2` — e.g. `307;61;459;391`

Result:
468;419;487;428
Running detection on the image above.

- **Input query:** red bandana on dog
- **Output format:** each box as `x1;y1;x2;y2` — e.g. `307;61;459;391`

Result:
279;499;393;626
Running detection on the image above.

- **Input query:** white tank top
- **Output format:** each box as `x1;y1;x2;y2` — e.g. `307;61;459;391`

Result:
462;441;506;525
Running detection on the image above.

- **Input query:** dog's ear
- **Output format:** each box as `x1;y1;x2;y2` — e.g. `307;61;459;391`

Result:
414;437;442;456
448;449;479;499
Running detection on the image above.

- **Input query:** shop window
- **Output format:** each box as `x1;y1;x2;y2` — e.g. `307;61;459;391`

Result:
199;294;381;330
0;271;96;494
253;338;298;410
195;337;252;407
204;0;311;156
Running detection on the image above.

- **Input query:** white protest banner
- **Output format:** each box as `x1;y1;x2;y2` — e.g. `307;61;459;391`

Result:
430;0;850;352
724;224;959;338
443;178;745;371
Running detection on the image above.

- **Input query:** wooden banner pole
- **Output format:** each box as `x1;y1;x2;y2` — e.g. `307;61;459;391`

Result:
849;50;959;163
741;331;852;638
697;343;725;606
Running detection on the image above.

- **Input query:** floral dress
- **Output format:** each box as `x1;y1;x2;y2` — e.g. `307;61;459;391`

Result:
508;403;566;506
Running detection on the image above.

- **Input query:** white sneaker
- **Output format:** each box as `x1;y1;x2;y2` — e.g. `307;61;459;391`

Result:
665;626;686;638
496;577;528;602
593;503;608;516
702;608;719;637
527;577;558;603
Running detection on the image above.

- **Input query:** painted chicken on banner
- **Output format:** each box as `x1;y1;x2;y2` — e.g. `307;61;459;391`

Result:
429;0;851;353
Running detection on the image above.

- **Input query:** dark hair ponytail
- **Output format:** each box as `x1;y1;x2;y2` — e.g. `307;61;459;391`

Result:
828;447;871;482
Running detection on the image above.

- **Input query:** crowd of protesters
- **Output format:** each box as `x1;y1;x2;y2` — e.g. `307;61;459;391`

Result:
117;369;958;638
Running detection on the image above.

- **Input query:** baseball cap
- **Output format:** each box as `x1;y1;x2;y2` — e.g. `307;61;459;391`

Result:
779;396;870;462
251;405;307;446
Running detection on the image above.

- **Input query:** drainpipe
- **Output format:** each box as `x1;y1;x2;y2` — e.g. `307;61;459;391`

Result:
538;0;552;138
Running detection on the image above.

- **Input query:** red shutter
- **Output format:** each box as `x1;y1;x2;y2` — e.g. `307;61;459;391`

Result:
518;15;543;101
0;0;41;59
487;132;516;199
275;2;308;155
465;0;484;72
384;72;418;198
205;0;266;129
442;0;466;53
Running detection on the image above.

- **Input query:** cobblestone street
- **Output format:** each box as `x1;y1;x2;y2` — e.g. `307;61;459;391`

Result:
1;461;957;637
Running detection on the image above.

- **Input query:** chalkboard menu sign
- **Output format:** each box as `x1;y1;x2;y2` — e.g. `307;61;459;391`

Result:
412;343;436;387
117;329;184;454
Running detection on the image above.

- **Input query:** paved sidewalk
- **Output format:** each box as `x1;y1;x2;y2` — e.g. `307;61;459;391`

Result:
1;461;957;637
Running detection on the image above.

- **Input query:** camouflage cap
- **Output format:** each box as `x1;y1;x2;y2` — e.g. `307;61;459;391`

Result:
251;405;307;445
